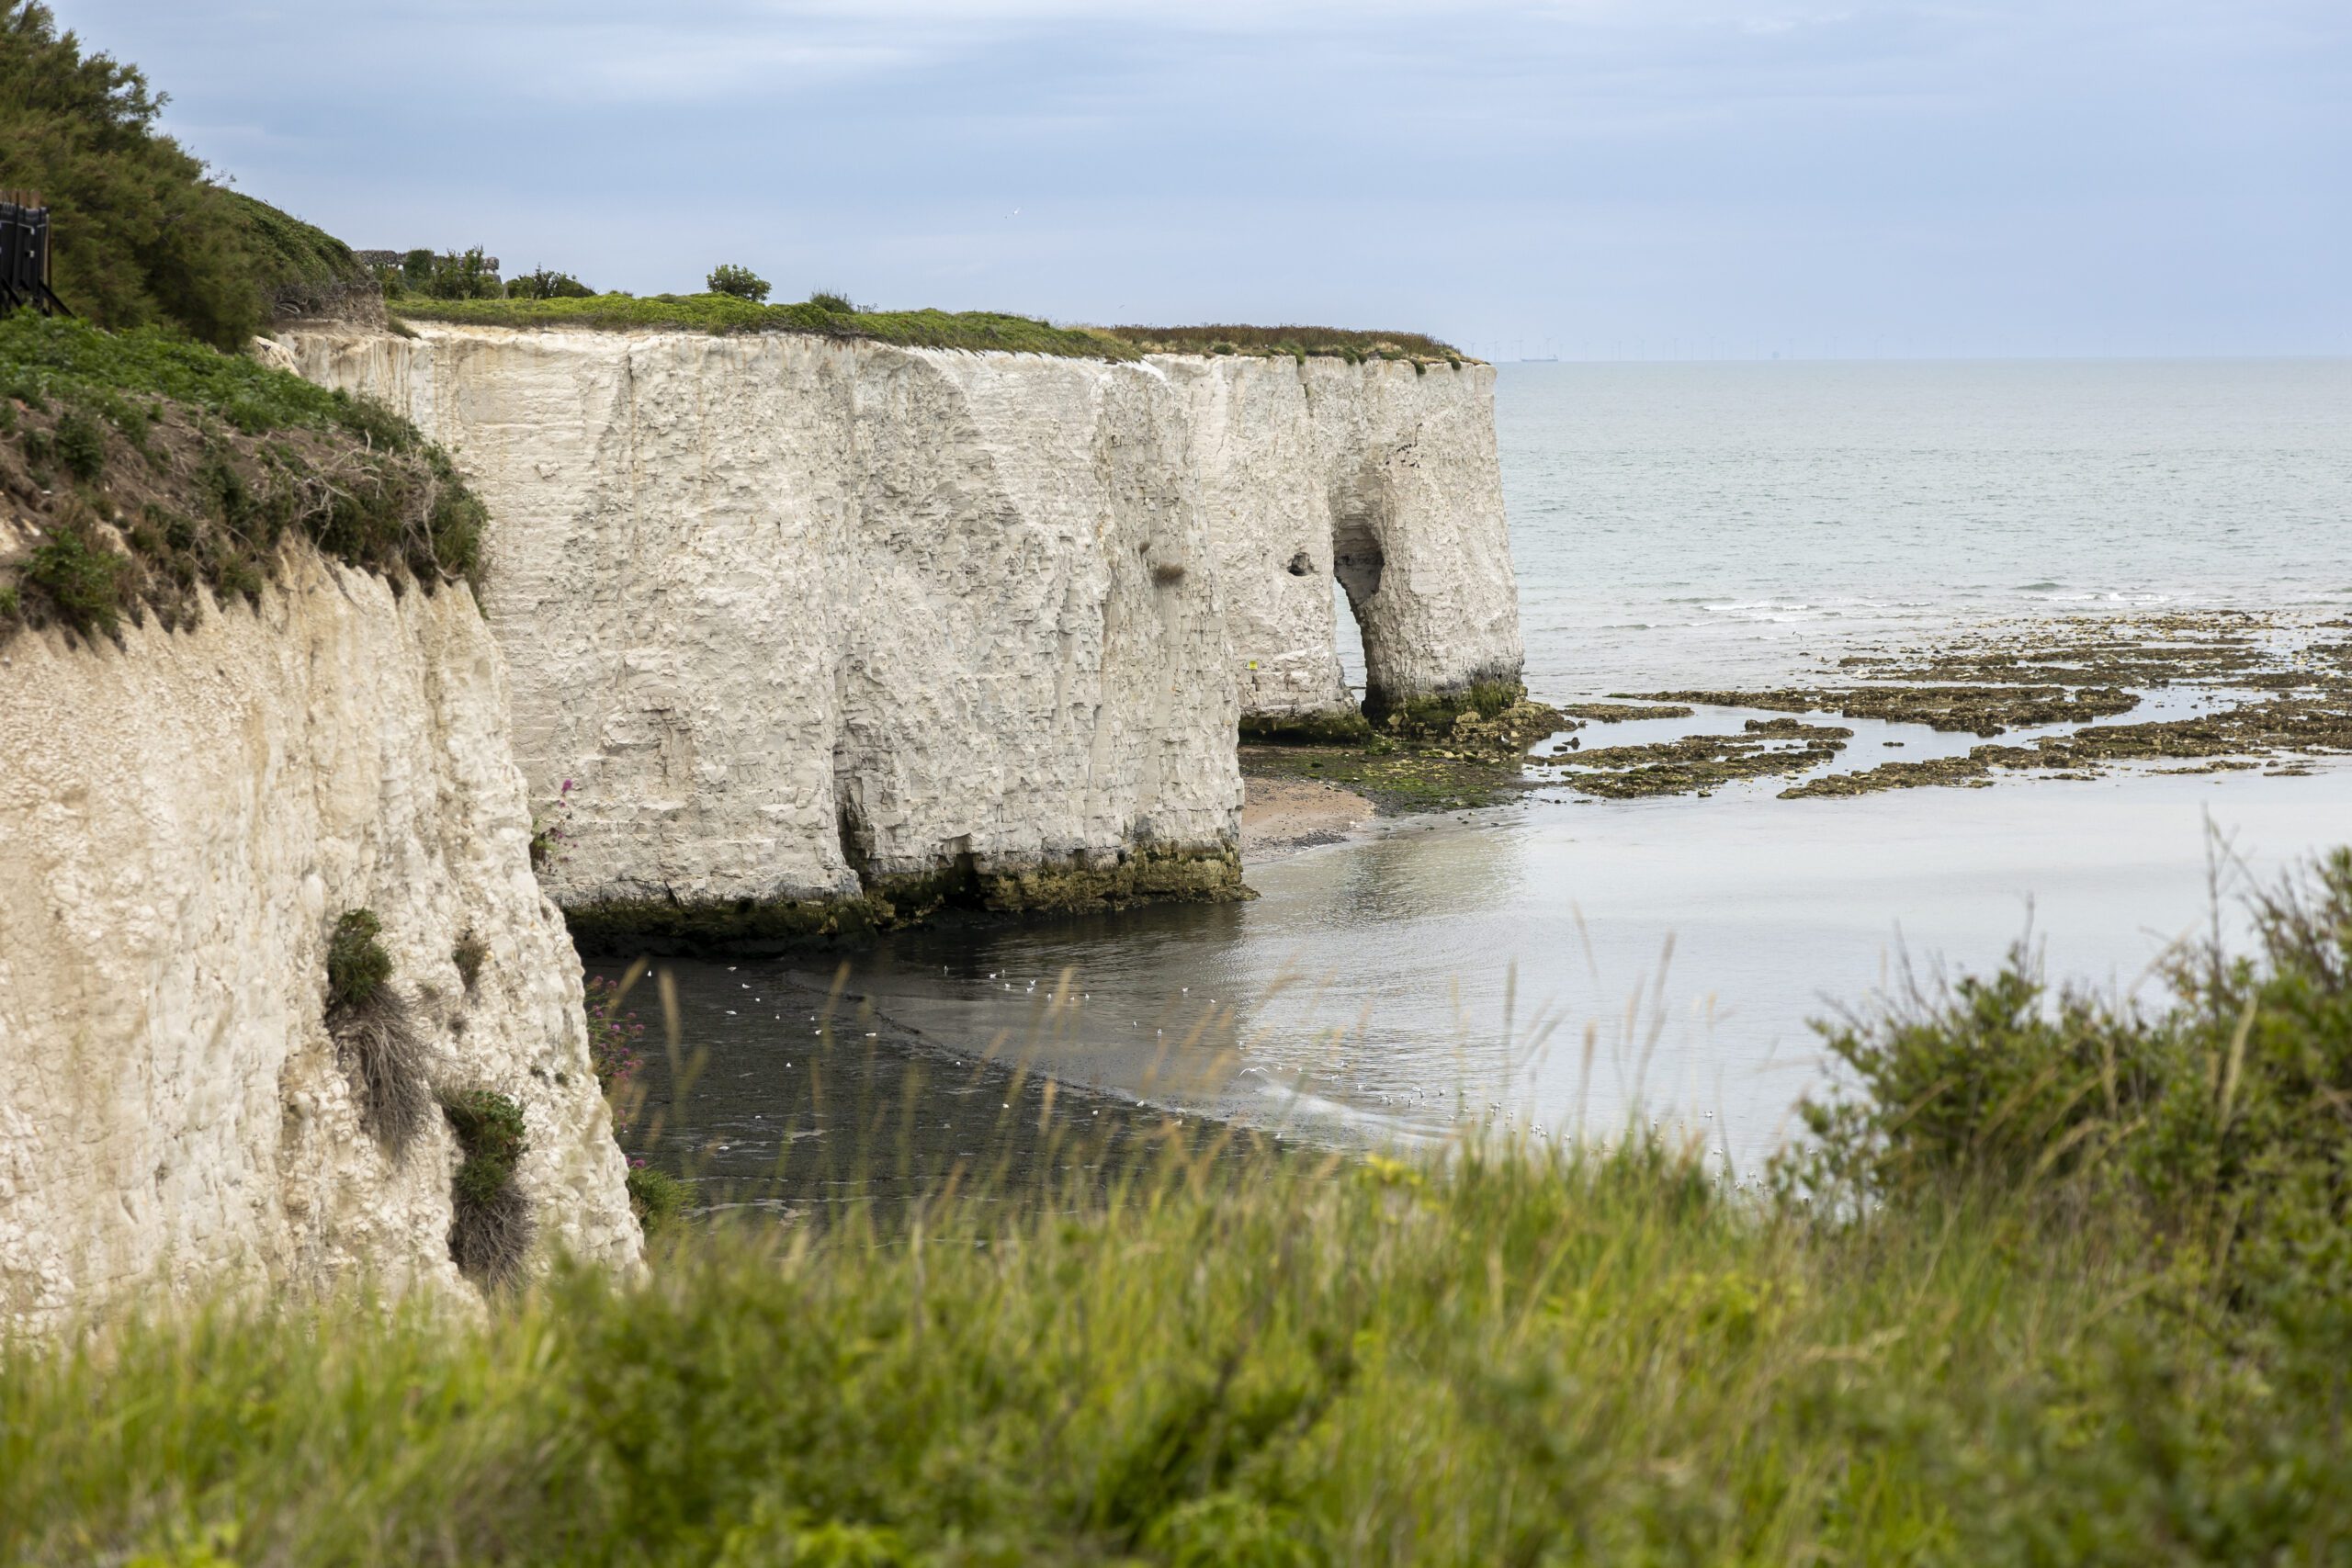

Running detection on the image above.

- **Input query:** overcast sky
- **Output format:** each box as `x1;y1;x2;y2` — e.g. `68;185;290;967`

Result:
55;0;2352;358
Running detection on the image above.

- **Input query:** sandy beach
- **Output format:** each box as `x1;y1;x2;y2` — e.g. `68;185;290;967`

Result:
1241;774;1375;861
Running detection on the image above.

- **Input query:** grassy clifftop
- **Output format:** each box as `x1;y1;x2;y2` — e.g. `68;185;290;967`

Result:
217;187;379;322
387;293;1475;366
388;293;1148;360
0;314;485;642
1105;321;1469;365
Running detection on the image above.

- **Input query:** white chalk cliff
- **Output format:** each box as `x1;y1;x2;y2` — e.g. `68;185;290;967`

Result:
282;326;1522;942
0;556;640;1330
1158;353;1522;724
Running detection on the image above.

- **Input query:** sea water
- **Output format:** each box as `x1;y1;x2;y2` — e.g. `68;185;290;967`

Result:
638;360;2352;1172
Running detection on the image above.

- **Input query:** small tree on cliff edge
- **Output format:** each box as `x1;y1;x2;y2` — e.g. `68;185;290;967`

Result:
707;264;771;302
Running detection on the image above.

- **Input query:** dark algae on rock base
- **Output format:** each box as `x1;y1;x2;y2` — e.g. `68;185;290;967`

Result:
564;845;1250;956
1241;682;1566;814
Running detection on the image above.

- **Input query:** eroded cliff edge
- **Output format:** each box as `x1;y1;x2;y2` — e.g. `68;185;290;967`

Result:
0;556;640;1329
282;326;1522;947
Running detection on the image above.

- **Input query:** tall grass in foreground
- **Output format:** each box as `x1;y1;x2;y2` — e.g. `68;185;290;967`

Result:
6;855;2352;1564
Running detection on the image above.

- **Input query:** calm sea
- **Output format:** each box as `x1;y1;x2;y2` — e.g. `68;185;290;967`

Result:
1339;358;2352;698
643;360;2352;1176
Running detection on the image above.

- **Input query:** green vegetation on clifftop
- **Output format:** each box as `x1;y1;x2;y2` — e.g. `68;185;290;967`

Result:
0;314;486;639
386;293;1477;367
1106;321;1471;365
390;291;1149;360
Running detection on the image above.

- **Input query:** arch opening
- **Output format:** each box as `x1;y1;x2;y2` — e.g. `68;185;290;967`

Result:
1329;515;1385;713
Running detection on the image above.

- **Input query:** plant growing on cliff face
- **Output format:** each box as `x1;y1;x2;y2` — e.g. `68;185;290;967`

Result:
22;522;122;637
324;909;431;1155
451;929;489;993
529;778;576;872
627;1159;689;1235
334;987;432;1156
706;264;771;302
52;406;107;481
326;910;391;1009
442;1088;534;1288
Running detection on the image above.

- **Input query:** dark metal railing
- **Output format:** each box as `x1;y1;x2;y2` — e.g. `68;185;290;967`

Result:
0;192;71;317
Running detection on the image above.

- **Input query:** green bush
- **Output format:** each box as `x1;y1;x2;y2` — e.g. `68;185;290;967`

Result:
442;1086;535;1287
443;1088;526;1206
215;187;372;321
627;1163;690;1235
51;405;105;479
507;266;593;300
706;264;771;302
804;289;855;313
1791;848;2352;1333
324;909;392;1010
24;523;121;635
392;247;502;301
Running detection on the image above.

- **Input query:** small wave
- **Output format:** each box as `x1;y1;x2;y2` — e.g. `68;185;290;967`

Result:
2017;581;2061;592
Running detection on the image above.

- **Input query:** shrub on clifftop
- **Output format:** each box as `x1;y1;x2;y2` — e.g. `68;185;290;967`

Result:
706;263;771;302
507;266;594;300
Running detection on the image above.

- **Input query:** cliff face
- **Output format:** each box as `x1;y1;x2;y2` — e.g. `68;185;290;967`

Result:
0;557;639;1330
1161;354;1521;723
281;326;1521;942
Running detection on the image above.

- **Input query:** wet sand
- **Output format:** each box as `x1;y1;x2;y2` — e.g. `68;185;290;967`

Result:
1242;775;1375;860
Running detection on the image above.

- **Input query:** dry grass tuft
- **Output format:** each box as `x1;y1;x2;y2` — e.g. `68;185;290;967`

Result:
449;1176;535;1292
328;986;432;1156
